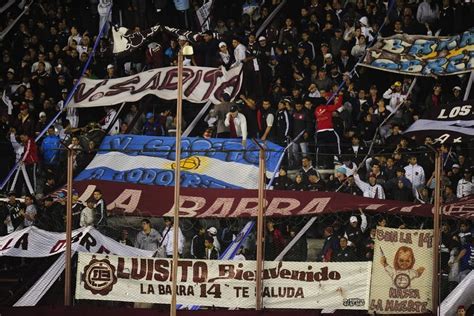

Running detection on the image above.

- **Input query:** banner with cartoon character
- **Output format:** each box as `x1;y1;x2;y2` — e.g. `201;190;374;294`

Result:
369;226;433;314
359;28;474;76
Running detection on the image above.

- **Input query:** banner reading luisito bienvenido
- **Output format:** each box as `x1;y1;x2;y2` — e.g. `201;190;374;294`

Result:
369;227;433;314
76;253;371;310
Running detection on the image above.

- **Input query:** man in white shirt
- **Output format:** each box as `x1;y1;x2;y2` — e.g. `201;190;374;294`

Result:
353;172;386;199
404;155;425;192
383;81;406;109
80;198;96;227
224;105;248;147
231;37;246;68
457;170;473;198
161;217;185;258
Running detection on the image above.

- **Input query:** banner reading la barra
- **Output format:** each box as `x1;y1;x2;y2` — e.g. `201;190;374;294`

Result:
369;227;433;314
75;253;371;309
69;65;242;107
359;28;474;76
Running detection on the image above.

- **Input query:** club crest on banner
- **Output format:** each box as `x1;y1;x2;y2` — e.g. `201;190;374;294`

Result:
82;255;118;295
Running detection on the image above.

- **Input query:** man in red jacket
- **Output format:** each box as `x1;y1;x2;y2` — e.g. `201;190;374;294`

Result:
18;133;40;195
314;91;343;168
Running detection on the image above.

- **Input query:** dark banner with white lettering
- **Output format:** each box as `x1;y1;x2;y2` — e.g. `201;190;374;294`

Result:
404;100;474;144
70;180;472;220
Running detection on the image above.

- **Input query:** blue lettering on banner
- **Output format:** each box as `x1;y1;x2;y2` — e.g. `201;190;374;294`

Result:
75;135;284;189
76;167;238;189
101;135;281;168
364;28;474;76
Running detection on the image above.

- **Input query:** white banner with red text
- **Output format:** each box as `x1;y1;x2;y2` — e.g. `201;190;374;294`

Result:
369;226;434;314
0;226;153;258
69;65;242;107
75;253;371;310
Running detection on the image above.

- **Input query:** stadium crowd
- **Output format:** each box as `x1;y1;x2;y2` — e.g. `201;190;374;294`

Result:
0;0;473;305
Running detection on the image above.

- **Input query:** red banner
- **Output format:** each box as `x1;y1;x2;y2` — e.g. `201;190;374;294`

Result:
69;180;473;219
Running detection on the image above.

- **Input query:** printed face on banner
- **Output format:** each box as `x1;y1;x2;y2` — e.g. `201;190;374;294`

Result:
76;253;372;310
369;227;433;314
361;28;474;76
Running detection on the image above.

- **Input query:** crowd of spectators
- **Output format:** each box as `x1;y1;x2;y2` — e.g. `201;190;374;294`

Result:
0;0;473;305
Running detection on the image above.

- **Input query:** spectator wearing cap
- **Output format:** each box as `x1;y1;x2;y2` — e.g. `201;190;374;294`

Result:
217;41;234;70
456;170;473;198
176;36;196;66
105;64;116;79
450;86;463;102
404;155;426;192
225;104;248;147
257;35;272;93
35;112;48;136
80;198;96;228
383;81;406;110
142;112;165;136
353;170;386;199
206;226;221;251
344;209;368;254
449;164;463;186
